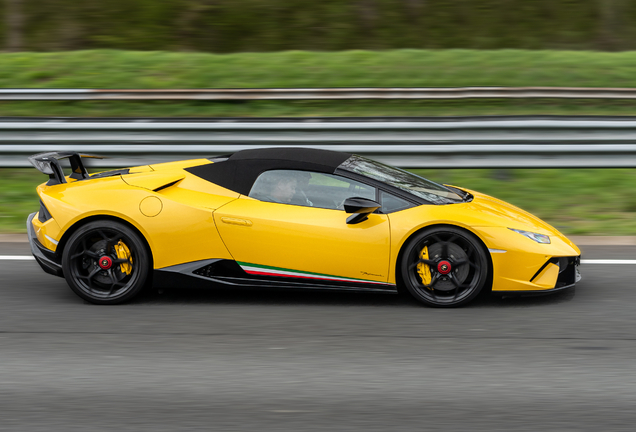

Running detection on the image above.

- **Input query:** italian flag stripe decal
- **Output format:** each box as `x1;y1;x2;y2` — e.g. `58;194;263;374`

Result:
237;262;394;286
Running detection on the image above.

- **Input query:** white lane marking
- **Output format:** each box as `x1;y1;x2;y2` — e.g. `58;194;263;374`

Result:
581;259;636;265
0;256;35;260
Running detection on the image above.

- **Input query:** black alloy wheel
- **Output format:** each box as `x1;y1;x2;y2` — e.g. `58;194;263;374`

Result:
62;220;150;304
400;226;489;307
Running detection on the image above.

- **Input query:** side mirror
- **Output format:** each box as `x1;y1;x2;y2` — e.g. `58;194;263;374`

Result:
343;197;381;224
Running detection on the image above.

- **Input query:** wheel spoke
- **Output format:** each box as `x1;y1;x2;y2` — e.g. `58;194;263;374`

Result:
423;275;438;299
98;230;112;251
424;273;439;289
440;235;459;257
86;267;100;281
105;238;115;252
78;267;101;289
451;275;461;300
72;249;99;260
97;230;121;252
440;242;448;257
107;269;117;295
448;274;467;290
72;238;88;259
85;250;99;259
106;269;127;296
448;274;460;287
107;268;116;284
453;259;476;269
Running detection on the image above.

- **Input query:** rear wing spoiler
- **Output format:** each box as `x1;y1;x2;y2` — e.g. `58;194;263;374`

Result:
28;152;104;186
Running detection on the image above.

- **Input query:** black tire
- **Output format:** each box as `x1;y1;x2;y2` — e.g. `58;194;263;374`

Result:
400;226;489;308
61;220;150;305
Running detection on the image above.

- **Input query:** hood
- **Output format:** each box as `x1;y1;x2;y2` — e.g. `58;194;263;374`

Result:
461;189;561;235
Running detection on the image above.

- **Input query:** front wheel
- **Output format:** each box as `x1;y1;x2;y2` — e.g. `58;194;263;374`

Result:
400;226;489;307
62;220;150;305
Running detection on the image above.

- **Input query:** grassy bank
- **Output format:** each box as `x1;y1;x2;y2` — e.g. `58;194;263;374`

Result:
3;167;636;235
3;49;636;117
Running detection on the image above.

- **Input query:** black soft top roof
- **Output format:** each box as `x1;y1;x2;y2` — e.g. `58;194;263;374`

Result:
186;147;352;195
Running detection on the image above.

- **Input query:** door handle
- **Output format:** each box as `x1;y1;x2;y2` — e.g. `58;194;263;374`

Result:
221;217;253;227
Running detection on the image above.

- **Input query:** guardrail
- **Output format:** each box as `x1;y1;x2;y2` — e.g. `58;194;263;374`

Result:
3;116;636;168
4;87;636;100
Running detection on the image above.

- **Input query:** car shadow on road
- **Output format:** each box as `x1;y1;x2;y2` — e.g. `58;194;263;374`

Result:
472;286;577;308
131;283;577;309
136;284;417;308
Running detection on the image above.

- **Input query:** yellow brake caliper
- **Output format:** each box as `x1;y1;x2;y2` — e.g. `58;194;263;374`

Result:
114;240;133;275
416;246;432;287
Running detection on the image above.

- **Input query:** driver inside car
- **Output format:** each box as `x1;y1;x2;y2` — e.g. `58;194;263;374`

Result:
256;171;313;206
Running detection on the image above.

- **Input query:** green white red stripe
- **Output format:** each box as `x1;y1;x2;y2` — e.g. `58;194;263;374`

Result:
238;262;394;286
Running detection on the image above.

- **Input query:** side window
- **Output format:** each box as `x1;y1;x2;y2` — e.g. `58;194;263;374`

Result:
249;170;376;210
380;190;415;213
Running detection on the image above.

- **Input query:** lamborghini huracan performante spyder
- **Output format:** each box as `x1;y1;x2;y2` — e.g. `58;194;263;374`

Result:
27;148;581;307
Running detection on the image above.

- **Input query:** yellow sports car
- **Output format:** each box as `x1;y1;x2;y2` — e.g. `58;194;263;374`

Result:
27;148;581;307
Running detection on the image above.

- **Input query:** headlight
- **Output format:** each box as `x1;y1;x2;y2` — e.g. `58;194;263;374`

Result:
508;228;551;244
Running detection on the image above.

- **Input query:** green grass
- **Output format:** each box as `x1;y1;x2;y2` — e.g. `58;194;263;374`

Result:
0;169;41;233
4;167;636;235
4;49;636;117
6;49;636;88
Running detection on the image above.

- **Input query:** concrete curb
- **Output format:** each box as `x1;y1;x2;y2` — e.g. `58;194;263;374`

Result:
0;234;27;242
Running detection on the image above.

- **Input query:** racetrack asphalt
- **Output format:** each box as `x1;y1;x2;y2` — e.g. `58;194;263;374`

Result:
1;242;636;431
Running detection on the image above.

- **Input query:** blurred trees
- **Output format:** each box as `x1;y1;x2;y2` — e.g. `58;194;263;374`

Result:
1;0;635;52
4;0;22;51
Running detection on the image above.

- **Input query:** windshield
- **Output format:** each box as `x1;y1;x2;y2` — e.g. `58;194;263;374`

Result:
338;155;463;204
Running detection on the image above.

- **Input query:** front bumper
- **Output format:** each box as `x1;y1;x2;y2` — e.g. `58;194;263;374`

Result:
497;256;581;295
27;212;63;277
491;250;581;293
479;226;582;293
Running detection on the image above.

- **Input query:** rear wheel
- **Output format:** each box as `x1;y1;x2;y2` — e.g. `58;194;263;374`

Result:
62;220;150;304
400;226;488;307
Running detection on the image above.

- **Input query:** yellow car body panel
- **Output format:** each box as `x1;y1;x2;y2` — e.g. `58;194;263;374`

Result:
121;172;186;191
31;213;63;252
35;165;235;269
214;196;391;284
